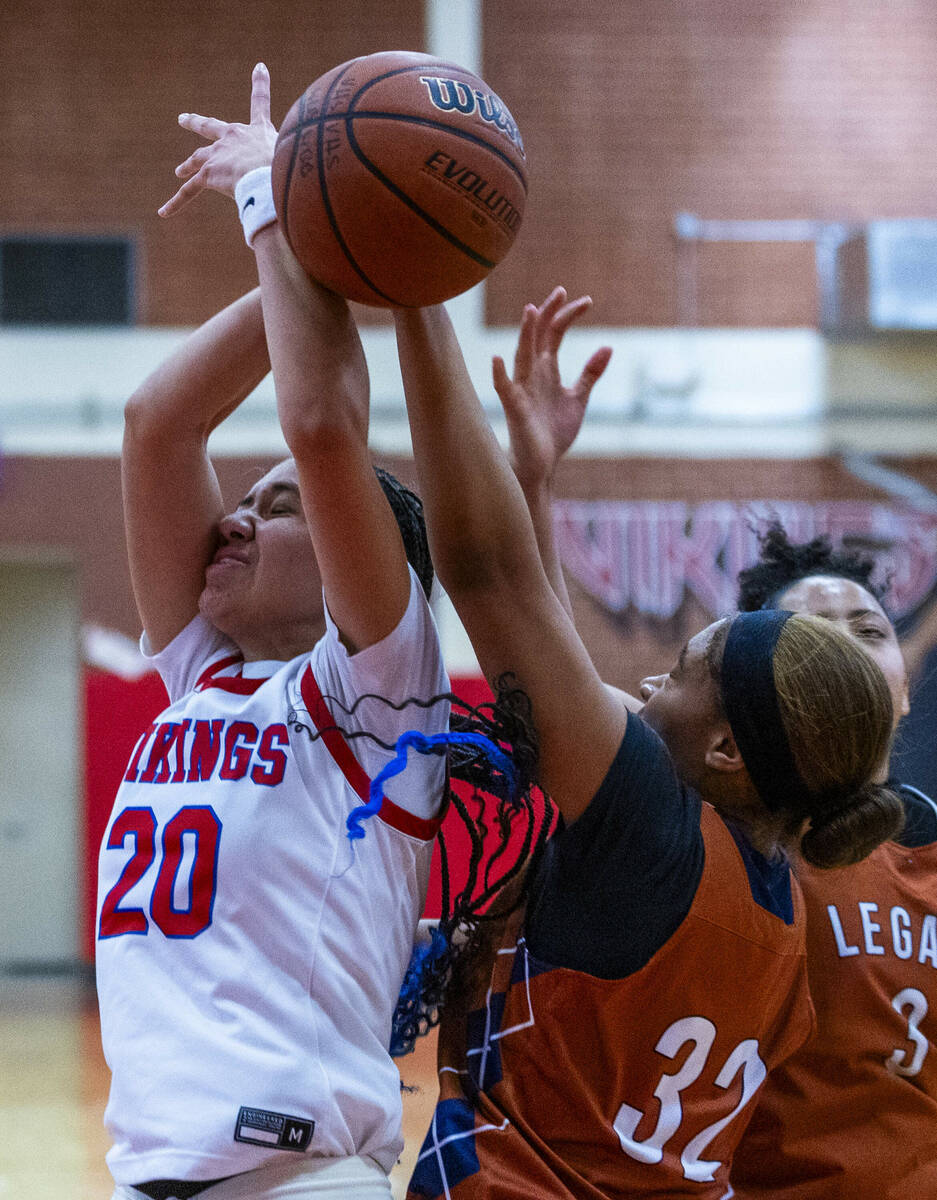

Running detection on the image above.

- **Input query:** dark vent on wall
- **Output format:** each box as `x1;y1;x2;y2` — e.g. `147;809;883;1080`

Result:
0;236;134;325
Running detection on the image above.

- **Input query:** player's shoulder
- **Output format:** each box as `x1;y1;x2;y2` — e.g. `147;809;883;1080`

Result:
695;806;803;949
144;615;241;703
319;566;446;698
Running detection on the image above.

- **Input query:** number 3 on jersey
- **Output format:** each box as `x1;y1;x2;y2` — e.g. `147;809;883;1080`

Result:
99;805;222;939
614;1015;766;1183
886;987;930;1078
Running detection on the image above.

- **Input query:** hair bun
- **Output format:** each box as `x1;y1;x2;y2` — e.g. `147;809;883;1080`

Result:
799;783;905;869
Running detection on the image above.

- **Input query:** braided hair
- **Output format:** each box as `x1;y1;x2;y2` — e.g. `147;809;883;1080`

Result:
736;522;887;613
286;671;553;1058
390;676;554;1056
374;466;434;600
293;470;549;1052
374;469;550;1049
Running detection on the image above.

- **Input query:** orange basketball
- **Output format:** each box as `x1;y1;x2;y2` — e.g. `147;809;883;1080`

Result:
272;51;528;307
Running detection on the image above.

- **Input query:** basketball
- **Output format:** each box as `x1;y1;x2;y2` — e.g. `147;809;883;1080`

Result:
271;51;528;307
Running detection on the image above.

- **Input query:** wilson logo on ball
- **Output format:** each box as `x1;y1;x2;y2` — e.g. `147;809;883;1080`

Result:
417;75;526;155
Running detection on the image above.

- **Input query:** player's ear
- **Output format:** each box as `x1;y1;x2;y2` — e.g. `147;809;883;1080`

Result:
705;722;745;775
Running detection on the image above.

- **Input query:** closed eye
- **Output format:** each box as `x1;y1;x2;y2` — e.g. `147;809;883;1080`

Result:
669;643;689;680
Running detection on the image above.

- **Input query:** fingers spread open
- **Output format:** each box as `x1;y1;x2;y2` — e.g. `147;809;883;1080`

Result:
158;173;207;219
174;145;211;180
536;286;567;317
576;345;613;396
533;287;567;354
544;295;593;355
492;354;510;396
512;304;538;382
178;112;228;142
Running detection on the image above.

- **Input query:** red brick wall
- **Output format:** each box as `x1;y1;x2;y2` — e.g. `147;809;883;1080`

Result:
5;0;423;325
8;1;937;328
483;0;937;325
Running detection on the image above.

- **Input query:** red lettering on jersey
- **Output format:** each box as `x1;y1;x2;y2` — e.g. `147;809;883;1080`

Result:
219;722;259;780
139;721;191;784
187;719;225;782
98;807;157;937
251;724;289;786
125;719;289;788
123;723;157;783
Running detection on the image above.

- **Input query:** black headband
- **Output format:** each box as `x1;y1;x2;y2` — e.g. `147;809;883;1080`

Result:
719;610;813;816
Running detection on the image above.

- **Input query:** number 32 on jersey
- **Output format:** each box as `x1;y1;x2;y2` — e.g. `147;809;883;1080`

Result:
614;1015;766;1183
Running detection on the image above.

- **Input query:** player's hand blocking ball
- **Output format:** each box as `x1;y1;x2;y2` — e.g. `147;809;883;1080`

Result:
159;64;279;219
272;51;528;307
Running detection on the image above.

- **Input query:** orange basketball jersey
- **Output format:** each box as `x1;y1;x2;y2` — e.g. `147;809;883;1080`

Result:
407;803;814;1199
731;812;937;1198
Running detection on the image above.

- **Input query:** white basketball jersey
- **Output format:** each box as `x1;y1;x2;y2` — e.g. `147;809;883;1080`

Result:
96;572;449;1184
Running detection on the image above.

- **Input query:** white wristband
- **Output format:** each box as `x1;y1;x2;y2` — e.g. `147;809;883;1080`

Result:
234;166;277;247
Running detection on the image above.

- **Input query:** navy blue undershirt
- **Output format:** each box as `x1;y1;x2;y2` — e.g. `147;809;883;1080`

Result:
524;711;708;979
525;713;936;980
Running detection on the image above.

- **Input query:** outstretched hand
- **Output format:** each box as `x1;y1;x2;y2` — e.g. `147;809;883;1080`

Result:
158;63;278;218
493;287;612;491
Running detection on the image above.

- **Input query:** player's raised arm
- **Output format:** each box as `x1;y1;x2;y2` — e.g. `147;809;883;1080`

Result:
251;228;410;652
162;63;410;653
395;303;627;823
495;289;643;714
121;288;269;652
494;287;610;617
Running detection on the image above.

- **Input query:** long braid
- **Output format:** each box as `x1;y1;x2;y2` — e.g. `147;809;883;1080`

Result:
286;673;554;1056
308;472;550;1052
389;676;554;1056
374;466;434;600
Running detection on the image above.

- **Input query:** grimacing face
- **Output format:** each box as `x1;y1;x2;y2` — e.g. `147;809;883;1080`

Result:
775;575;909;729
198;459;325;657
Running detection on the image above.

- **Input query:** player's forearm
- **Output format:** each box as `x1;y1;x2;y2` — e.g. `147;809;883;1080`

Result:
521;476;574;620
252;226;412;649
394;305;544;597
253;227;369;449
123;288;269;443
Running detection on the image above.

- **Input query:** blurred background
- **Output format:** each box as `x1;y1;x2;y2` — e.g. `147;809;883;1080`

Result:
3;0;937;1192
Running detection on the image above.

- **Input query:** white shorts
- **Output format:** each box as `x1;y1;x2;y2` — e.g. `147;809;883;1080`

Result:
112;1155;393;1200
